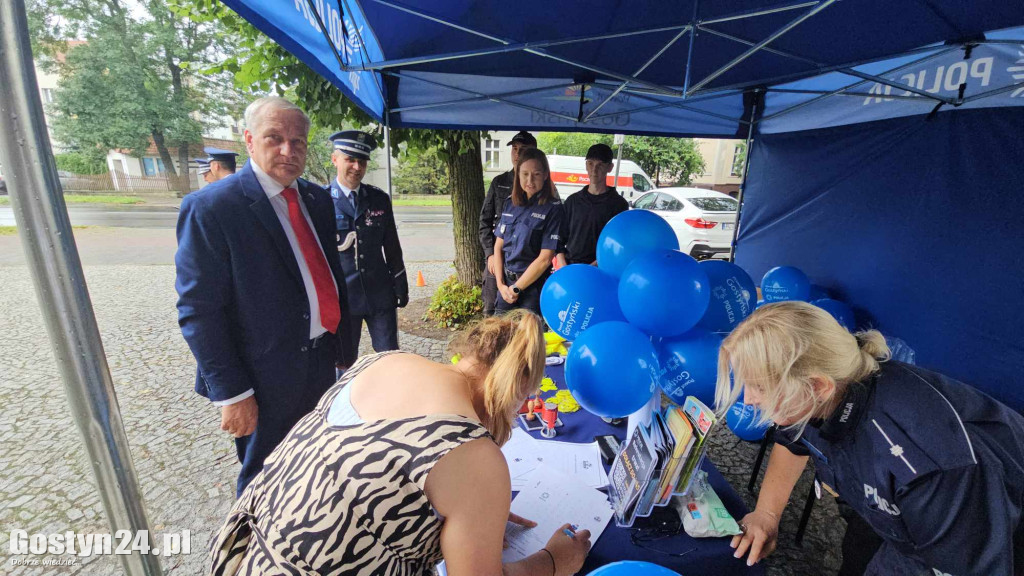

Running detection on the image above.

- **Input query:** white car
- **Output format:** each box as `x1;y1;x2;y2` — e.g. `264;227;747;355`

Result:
631;188;739;260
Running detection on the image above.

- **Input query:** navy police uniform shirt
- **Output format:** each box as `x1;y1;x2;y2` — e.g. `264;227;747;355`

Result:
479;169;514;258
329;180;408;316
560;186;629;265
776;361;1024;576
495;194;564;275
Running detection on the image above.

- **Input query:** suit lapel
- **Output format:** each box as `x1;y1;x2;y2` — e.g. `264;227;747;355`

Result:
239;163;303;288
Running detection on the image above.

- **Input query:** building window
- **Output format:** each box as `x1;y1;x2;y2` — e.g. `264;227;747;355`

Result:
41;88;54;103
484;138;500;169
730;144;745;177
142;157;166;176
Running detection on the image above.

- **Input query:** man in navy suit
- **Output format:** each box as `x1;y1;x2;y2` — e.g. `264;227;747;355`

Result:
175;97;357;496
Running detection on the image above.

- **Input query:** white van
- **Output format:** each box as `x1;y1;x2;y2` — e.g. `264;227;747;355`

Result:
546;155;656;202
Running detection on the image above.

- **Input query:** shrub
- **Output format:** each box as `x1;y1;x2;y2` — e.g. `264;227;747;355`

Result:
54;152;108;175
424;275;483;329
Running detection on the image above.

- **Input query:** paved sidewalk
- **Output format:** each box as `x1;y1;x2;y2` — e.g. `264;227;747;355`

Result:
1;264;844;575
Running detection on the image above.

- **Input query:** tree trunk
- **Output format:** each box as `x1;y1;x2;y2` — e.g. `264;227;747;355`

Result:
446;132;485;287
177;143;192;196
151;130;184;196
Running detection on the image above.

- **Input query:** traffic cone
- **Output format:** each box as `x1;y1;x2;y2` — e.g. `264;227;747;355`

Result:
416;271;426;287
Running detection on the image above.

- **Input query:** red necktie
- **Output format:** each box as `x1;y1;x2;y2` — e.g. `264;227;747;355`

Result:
281;188;341;334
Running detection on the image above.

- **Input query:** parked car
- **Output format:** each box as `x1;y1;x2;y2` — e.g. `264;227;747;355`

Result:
631;188;739;260
546;154;656;202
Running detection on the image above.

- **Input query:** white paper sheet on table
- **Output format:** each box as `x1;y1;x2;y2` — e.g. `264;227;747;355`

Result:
501;428;609;490
502;464;614;563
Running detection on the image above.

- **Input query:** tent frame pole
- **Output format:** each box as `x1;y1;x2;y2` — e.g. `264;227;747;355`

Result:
728;93;759;264
383;109;393;196
391;81;579;113
687;0;839;95
368;0;682;97
351;24;691;71
0;2;160;574
583;26;691;121
385;71;582;123
760;46;961;123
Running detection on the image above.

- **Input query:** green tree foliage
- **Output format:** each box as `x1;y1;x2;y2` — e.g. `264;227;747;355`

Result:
35;0;236;196
182;0;486;286
393;147;449;195
54;152;108;175
537;133;706;186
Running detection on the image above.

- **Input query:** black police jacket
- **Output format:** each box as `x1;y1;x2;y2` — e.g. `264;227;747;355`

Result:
328;180;408;316
479;170;514;257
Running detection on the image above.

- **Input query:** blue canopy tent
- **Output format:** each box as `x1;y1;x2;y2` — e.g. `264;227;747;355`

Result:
220;0;1024;409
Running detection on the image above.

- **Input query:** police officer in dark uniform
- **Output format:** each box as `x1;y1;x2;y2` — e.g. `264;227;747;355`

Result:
479;130;536;316
555;143;629;267
722;301;1024;576
492;147;564;317
327;130;408;352
198;147;238;183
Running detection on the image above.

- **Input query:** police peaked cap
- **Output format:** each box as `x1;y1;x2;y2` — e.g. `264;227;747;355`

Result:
193;158;212;175
202;147;239;164
329;130;377;160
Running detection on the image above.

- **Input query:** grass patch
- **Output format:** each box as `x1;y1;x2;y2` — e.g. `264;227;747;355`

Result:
0;195;144;205
0;225;93;235
391;195;451;207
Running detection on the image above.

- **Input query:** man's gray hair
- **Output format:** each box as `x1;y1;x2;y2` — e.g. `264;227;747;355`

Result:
244;96;311;134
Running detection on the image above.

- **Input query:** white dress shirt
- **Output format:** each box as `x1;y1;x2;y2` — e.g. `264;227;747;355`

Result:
213;161;339;407
333;179;358;208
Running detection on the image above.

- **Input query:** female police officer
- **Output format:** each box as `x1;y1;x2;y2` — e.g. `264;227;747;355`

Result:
718;301;1023;575
492;148;564;316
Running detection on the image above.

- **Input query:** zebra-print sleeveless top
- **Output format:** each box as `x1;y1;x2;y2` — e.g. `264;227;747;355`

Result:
209;352;491;575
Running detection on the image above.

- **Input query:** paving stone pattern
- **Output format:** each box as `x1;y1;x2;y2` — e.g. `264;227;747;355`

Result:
1;264;844;575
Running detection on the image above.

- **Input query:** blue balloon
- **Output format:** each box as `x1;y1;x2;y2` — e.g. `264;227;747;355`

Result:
726;402;770;441
760;266;811;302
656;329;722;407
812;298;856;331
596;210;679;278
541;265;625;340
808;284;829;301
618;250;710;337
587;561;682;576
696;260;757;333
564;322;659;418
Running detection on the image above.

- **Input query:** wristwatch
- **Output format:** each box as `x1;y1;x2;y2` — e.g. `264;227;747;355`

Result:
511;284;521;295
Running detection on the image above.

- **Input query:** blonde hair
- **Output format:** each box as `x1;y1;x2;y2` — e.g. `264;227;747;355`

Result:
715;301;890;437
448;310;546;445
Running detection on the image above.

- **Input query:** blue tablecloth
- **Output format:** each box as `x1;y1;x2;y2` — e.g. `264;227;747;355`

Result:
517;364;764;576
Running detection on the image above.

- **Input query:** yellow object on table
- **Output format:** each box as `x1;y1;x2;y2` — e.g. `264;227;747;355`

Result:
539;377;558;392
544;331;569;356
550;389;581;413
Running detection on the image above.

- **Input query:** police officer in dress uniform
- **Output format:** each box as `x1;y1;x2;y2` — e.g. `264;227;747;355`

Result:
724;302;1024;576
197;147;238;183
328;130;408;353
479;130;536;316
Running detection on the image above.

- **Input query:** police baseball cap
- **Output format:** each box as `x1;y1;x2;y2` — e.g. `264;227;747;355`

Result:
330;130;377;160
585;143;614;164
507;131;537;147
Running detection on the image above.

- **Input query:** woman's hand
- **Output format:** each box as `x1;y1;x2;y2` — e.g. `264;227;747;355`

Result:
503;513;537;549
499;284;518;304
730;509;779;566
543;524;591;576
